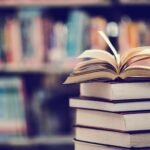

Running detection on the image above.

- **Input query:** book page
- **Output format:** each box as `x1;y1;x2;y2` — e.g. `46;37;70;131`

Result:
120;47;150;70
120;65;150;79
64;70;117;84
122;56;150;71
74;59;117;72
98;31;120;66
78;49;117;68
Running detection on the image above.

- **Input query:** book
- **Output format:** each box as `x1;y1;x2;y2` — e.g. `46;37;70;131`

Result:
42;17;53;62
0;15;6;63
75;109;150;131
5;17;22;64
80;82;150;100
74;140;149;150
18;8;44;66
75;126;150;148
118;18;150;55
66;10;89;57
89;17;107;49
64;31;150;84
70;97;150;112
50;22;67;63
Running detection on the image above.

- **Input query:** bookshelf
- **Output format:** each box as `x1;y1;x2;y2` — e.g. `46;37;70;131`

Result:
0;0;112;7
0;1;148;150
0;0;149;7
0;64;72;74
0;135;73;146
120;0;150;5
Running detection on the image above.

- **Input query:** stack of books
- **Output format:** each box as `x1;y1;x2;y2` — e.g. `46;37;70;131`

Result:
64;31;150;149
70;81;150;149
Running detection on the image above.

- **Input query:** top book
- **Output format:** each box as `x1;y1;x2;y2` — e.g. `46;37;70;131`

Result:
64;31;150;84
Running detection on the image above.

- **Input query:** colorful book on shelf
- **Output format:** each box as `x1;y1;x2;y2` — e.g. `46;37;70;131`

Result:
42;17;53;62
0;78;26;138
18;8;44;65
5;17;22;64
66;10;89;57
64;31;150;84
50;22;67;63
89;17;107;49
0;15;6;63
119;19;150;55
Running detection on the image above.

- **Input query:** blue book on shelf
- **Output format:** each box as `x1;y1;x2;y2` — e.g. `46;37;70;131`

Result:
18;8;42;59
0;78;26;138
66;10;89;58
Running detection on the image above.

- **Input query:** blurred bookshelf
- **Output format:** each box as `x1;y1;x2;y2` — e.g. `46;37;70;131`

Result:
120;0;150;5
0;63;73;74
0;0;149;150
0;0;112;7
0;135;73;145
0;136;73;150
0;0;150;7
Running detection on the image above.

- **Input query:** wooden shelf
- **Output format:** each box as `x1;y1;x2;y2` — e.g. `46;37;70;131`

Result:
0;0;149;7
0;135;73;146
0;0;112;7
120;0;150;5
0;63;73;74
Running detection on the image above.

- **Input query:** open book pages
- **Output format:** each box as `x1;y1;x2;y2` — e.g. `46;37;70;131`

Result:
64;31;150;84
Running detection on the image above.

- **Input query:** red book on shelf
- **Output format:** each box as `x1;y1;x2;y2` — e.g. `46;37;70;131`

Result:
5;18;22;64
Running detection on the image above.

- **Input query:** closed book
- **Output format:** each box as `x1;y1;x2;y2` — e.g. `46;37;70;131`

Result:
75;126;150;148
70;97;150;112
80;82;150;101
75;109;150;131
74;140;149;150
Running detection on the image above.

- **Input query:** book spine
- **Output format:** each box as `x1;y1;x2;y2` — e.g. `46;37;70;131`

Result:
66;10;89;57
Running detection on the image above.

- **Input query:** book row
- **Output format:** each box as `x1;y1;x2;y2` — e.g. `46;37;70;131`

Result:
0;77;26;138
0;76;74;138
0;9;150;66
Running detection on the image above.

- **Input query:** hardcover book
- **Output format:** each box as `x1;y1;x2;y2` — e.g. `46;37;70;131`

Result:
75;109;150;131
70;97;150;112
74;140;150;150
75;126;150;148
80;82;150;100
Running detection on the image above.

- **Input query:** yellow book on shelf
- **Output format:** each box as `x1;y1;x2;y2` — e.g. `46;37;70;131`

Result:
64;31;150;84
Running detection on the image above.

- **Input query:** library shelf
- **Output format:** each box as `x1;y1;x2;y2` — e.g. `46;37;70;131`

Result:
0;63;73;74
0;135;73;146
119;0;150;5
0;0;112;7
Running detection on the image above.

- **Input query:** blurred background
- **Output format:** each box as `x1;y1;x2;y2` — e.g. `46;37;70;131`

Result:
0;0;149;149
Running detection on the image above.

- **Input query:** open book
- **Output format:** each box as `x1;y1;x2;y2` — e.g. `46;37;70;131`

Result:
64;31;150;84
